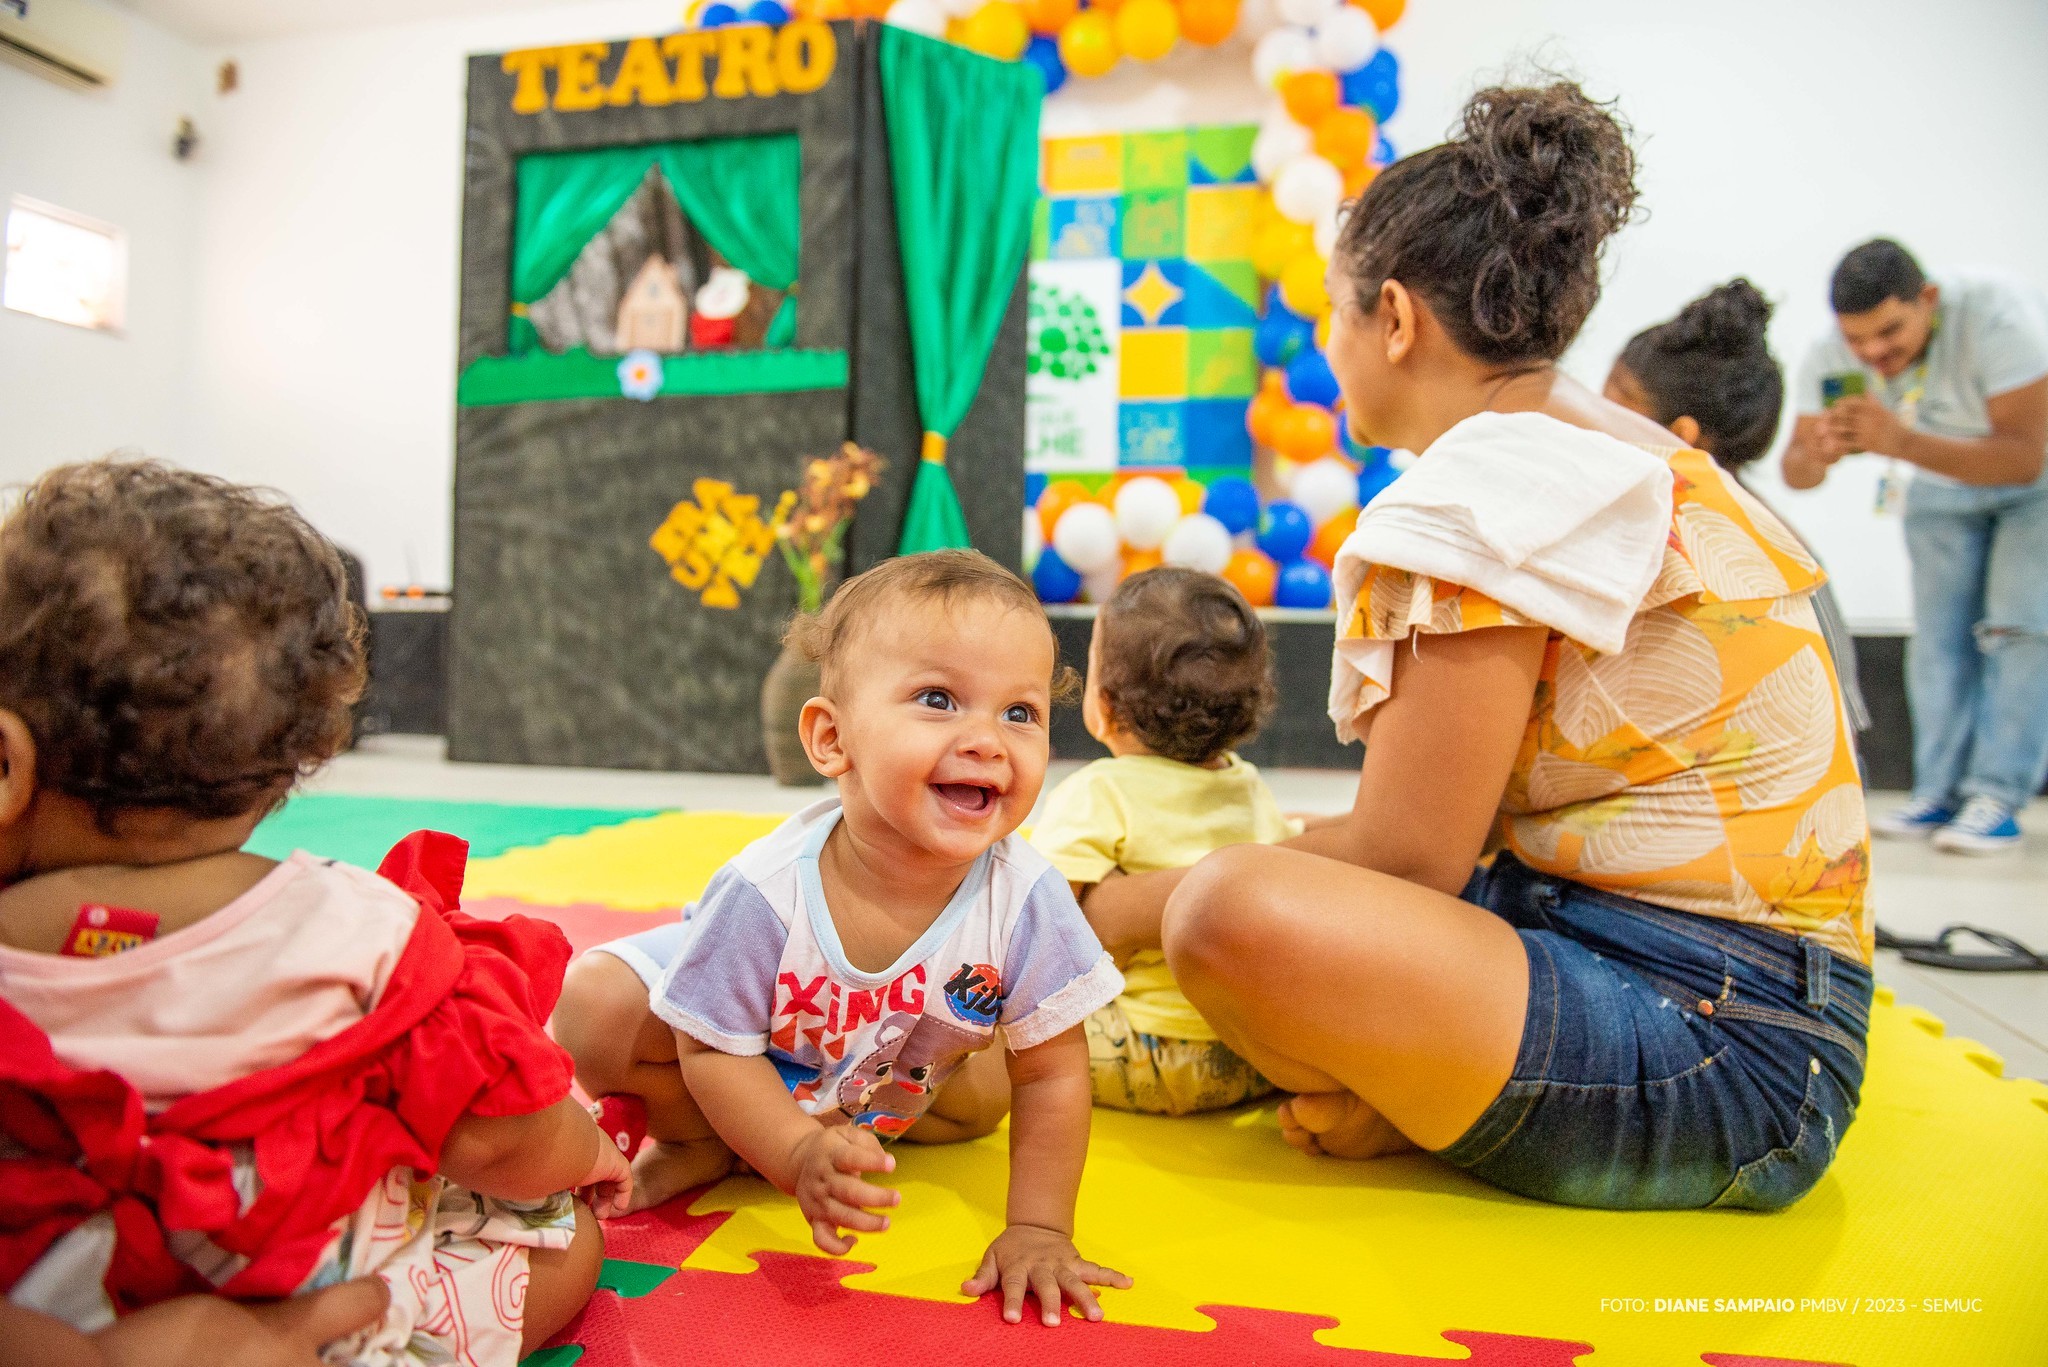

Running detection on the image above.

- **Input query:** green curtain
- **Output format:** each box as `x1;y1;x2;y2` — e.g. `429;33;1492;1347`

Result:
508;134;802;353
879;28;1042;554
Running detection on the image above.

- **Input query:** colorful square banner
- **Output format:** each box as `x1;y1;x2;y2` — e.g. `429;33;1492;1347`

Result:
1027;123;1259;478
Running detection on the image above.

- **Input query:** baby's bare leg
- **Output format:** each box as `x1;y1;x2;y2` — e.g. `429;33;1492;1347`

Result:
553;953;732;1210
521;1199;602;1354
902;1047;1011;1144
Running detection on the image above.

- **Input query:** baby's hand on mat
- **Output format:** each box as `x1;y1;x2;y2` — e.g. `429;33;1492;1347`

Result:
962;1224;1132;1326
794;1125;898;1254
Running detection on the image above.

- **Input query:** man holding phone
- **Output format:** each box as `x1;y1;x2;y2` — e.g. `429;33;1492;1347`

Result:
1784;239;2048;852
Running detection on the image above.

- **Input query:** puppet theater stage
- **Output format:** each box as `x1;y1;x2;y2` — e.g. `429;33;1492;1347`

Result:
427;18;2048;1367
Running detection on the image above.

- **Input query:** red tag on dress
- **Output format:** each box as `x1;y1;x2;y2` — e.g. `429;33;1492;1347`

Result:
60;904;160;958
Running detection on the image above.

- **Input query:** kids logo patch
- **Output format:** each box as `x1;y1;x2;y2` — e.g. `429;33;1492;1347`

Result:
943;962;1003;1026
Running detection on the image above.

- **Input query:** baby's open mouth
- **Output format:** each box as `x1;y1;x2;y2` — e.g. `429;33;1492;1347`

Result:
932;782;997;815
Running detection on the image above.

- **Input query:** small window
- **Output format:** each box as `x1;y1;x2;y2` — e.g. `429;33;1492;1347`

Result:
3;196;126;333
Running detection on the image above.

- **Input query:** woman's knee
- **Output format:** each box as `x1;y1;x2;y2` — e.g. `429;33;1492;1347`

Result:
552;954;659;1093
1162;844;1292;982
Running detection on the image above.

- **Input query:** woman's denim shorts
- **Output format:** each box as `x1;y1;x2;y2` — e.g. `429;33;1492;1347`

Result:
1436;853;1873;1211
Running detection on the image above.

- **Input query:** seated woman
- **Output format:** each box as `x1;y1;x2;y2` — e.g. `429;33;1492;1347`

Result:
1087;83;1872;1211
1603;278;1870;733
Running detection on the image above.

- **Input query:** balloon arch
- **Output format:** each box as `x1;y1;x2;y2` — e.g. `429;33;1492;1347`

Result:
686;0;1411;608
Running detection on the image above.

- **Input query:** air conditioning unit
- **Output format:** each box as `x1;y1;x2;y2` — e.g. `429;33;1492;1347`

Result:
0;0;128;91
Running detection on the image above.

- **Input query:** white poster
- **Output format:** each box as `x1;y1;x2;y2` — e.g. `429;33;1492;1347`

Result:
1025;258;1122;475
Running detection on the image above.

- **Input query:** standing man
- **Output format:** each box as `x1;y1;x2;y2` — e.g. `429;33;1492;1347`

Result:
1785;240;2048;852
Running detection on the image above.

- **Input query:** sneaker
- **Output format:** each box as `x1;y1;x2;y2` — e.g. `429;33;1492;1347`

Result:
1870;795;1956;840
1932;796;2023;855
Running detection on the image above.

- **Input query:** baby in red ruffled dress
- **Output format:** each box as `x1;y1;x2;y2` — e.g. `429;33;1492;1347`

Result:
0;461;627;1366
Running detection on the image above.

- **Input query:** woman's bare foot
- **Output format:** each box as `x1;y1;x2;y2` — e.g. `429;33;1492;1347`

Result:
1277;1091;1420;1160
625;1136;735;1212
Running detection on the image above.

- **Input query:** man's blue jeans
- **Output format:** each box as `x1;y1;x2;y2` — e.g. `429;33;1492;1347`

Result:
1904;476;2048;810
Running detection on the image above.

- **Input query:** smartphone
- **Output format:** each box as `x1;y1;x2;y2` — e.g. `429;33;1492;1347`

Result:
1821;372;1867;407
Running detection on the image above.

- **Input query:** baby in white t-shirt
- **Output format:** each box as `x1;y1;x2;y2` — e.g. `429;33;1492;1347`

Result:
556;550;1131;1327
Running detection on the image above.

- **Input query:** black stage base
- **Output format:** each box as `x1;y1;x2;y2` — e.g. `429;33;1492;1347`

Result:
368;604;1950;791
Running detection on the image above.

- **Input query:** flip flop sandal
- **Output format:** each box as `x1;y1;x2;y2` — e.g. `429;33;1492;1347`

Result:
1876;924;1949;952
1899;925;2048;973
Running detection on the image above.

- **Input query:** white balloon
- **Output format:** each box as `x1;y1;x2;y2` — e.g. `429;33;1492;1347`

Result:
1022;507;1044;574
1250;117;1312;183
1311;6;1378;71
1312;207;1339;258
1388;447;1418;471
1292;456;1360;526
939;0;984;15
884;0;947;36
1272;154;1344;224
1249;27;1317;90
1274;0;1338;27
1113;476;1182;552
1161;513;1235;575
1081;565;1124;605
1052;501;1121;575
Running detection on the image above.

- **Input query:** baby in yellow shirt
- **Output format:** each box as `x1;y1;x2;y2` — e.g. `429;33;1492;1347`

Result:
1030;566;1299;1116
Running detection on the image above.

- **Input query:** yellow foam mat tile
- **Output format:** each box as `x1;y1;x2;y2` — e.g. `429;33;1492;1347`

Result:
464;811;785;911
686;993;2048;1364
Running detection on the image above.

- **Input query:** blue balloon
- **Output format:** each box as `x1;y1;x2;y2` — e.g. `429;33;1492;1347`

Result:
1359;458;1402;507
743;0;788;22
1256;501;1314;563
698;1;741;24
1254;308;1316;369
1204;477;1262;536
1359;47;1399;86
1023;34;1068;96
1275;558;1334;610
1025;471;1048;508
1374;132;1397;166
1285;348;1340;409
1033;547;1082;604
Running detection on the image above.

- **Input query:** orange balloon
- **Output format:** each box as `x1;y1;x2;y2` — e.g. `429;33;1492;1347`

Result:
1314;107;1377;171
1280;70;1340;128
1122;545;1164;579
1222;548;1279;607
1356;0;1404;30
1037;478;1097;539
1179;0;1239;45
1022;0;1078;33
1171;476;1206;514
1308;510;1355;568
1272;403;1338;461
1246;378;1291;447
1344;164;1379;198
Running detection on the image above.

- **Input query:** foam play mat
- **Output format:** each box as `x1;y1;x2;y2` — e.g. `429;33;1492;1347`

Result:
256;796;2048;1365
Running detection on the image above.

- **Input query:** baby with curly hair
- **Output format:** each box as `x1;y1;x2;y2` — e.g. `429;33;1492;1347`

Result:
0;461;624;1367
1030;566;1297;1117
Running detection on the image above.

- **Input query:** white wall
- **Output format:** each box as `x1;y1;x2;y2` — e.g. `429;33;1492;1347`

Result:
12;0;2047;620
0;0;208;473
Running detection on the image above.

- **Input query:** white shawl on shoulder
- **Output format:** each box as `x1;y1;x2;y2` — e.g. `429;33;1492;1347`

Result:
1327;411;1676;743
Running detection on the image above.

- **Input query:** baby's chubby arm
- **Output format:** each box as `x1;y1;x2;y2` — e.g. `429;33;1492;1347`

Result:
440;1096;632;1217
675;1031;899;1254
963;1025;1132;1325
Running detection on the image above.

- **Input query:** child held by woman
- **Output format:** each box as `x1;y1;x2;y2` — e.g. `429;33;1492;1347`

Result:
0;462;625;1366
556;550;1132;1327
